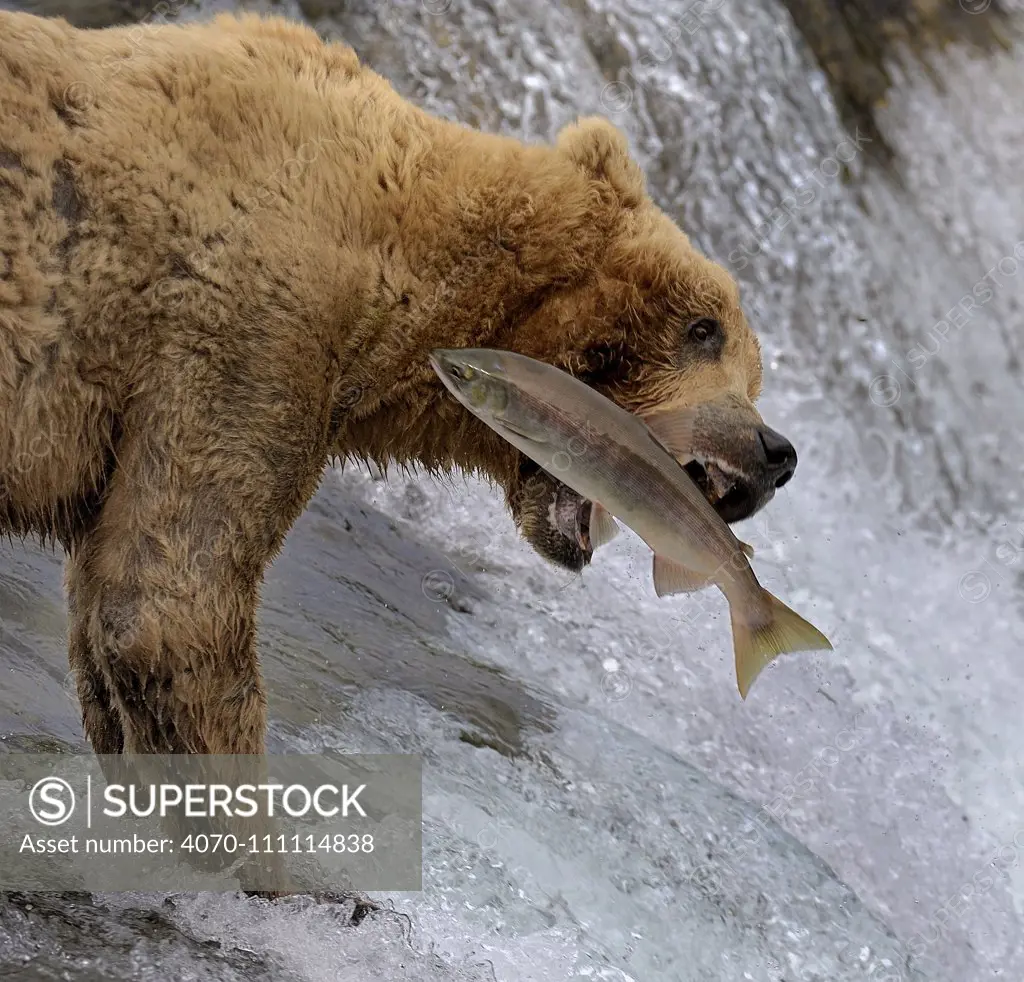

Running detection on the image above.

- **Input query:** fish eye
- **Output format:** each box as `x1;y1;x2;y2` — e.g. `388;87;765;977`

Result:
688;318;721;344
450;364;474;382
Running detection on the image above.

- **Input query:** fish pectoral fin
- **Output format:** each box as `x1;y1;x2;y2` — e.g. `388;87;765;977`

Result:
652;554;714;597
499;417;552;444
642;407;701;459
589;502;620;549
738;539;755;559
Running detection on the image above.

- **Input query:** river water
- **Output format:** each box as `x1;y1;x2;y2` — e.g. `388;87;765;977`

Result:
2;0;1023;980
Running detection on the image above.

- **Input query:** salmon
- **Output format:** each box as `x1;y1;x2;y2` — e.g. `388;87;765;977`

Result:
429;347;832;698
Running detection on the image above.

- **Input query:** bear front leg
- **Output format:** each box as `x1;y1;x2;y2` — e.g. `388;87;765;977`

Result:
75;497;267;756
72;467;295;891
67;373;291;756
68;618;126;755
62;376;327;893
65;552;126;755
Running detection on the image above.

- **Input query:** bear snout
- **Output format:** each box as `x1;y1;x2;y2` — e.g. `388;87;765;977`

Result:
757;425;798;490
684;425;797;524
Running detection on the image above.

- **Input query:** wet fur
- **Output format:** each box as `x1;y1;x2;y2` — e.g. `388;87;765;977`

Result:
0;11;765;756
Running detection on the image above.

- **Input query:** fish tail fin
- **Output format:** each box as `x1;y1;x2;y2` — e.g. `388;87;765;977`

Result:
730;591;833;699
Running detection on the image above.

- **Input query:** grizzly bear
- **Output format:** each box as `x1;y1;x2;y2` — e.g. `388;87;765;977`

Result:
0;11;798;758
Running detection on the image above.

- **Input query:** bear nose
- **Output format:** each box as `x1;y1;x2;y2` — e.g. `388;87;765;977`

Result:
757;426;798;489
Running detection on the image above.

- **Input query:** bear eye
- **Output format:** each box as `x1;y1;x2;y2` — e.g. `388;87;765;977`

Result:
688;318;721;344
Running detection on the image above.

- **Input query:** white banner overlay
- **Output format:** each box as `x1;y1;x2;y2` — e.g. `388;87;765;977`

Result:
0;753;422;892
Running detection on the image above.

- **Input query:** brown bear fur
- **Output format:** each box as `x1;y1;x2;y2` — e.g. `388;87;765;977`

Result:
0;11;771;756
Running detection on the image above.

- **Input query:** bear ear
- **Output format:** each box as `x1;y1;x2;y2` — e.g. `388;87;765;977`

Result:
556;116;645;208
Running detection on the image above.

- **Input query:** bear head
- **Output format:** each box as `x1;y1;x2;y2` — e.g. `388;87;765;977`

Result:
495;118;797;571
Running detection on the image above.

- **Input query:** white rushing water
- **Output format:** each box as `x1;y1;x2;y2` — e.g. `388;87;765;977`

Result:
2;0;1024;979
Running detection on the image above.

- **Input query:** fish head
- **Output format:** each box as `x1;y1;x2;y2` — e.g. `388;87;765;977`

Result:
428;348;512;419
430;348;596;571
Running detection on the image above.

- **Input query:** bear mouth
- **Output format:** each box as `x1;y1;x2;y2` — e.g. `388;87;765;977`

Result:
550;457;764;559
680;457;766;525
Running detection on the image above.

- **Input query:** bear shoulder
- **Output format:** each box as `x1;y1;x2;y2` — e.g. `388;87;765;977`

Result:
203;13;364;82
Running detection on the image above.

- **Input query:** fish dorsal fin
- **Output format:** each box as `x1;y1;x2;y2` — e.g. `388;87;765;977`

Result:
588;502;620;549
642;408;700;460
652;554;715;597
